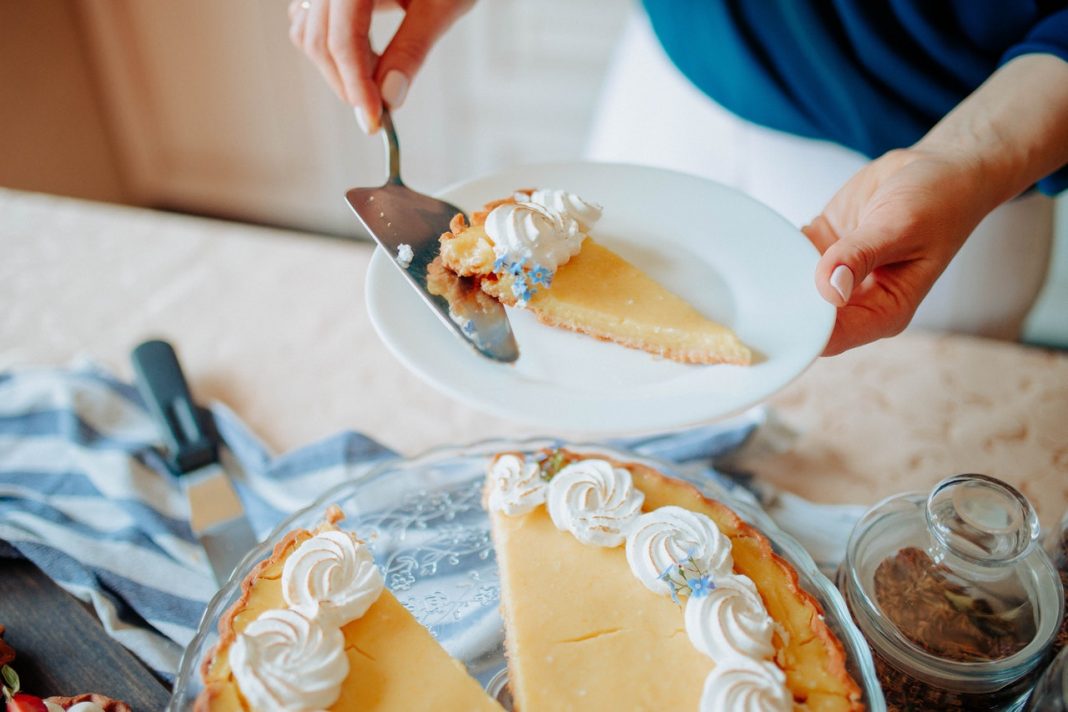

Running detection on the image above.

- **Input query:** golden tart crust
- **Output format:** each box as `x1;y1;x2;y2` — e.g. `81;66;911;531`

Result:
487;451;864;712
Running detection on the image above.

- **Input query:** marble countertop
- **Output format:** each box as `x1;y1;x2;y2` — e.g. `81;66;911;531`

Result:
4;188;1066;530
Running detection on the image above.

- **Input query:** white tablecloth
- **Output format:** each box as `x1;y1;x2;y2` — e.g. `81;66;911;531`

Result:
4;188;1066;530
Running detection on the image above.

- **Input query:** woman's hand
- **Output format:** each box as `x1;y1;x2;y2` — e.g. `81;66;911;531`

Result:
287;0;474;133
803;148;993;356
806;54;1068;356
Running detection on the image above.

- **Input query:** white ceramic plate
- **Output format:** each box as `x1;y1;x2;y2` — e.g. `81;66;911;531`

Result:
366;162;834;433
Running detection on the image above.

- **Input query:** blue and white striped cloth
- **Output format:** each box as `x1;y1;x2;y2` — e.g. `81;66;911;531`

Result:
0;362;396;678
0;361;861;680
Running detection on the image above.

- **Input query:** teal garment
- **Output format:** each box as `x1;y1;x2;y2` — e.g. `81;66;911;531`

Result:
643;0;1068;195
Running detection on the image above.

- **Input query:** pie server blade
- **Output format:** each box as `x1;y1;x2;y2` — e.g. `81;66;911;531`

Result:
131;339;259;586
344;109;519;363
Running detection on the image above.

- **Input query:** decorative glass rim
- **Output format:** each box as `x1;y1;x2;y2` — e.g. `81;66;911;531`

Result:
168;436;886;711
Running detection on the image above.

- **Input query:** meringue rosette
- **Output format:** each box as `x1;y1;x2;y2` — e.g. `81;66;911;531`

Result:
230;608;348;712
281;530;384;627
546;458;644;547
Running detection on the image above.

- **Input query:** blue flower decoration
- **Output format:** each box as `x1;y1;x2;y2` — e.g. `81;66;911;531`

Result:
493;254;509;273
508;258;527;277
687;575;715;598
510;275;535;306
529;264;553;287
659;563;683;605
659;555;715;604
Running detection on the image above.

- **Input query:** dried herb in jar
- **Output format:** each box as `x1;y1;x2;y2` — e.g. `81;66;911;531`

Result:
874;547;1035;662
871;547;1038;711
841;476;1061;712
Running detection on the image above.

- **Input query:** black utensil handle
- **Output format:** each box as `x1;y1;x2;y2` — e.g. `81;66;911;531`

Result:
131;339;218;474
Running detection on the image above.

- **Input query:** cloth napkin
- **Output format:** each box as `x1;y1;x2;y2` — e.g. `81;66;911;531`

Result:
0;361;863;680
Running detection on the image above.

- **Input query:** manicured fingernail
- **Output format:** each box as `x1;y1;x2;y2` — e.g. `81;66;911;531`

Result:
380;70;409;109
354;106;370;134
830;265;854;304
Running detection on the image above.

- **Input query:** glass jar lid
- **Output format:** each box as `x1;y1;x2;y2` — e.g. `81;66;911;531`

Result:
840;474;1064;693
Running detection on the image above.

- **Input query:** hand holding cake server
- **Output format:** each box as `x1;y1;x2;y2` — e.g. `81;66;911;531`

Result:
288;0;1068;356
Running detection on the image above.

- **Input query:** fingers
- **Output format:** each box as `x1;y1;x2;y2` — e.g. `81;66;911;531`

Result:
328;0;381;131
301;0;350;104
806;205;926;354
800;215;838;254
289;0;471;132
374;0;473;109
289;0;309;45
819;249;944;356
821;277;915;356
812;223;877;308
288;0;382;132
803;214;862;308
805;148;984;356
812;210;925;309
822;304;890;357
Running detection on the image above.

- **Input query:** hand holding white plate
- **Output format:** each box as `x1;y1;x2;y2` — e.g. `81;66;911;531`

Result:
366;162;833;433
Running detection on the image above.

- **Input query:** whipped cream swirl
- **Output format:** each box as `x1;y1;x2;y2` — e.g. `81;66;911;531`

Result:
488;454;546;515
484;201;584;272
546;459;644;547
282;530;384;627
686;574;775;661
700;659;792;712
625;506;734;595
230;608;349;712
526;188;603;232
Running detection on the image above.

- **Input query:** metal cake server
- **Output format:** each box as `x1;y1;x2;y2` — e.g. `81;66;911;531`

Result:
132;339;259;586
344;108;519;363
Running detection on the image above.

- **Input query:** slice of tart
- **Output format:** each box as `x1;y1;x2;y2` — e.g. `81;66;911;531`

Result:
485;450;863;711
196;506;503;712
438;189;751;365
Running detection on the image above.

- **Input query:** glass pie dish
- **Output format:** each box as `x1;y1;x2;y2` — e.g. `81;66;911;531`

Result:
167;439;887;711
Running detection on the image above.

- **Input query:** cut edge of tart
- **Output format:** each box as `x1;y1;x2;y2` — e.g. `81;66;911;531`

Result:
484;449;864;712
439;192;753;366
194;505;503;712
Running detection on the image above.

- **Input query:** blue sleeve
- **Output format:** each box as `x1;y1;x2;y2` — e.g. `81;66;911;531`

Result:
1000;9;1068;196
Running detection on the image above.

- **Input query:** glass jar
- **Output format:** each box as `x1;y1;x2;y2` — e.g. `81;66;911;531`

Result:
1048;507;1068;656
1047;508;1068;566
1023;644;1068;711
838;474;1064;711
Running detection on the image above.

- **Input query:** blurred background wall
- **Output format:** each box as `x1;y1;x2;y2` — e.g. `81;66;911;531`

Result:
0;0;628;234
0;0;125;203
1;0;1064;345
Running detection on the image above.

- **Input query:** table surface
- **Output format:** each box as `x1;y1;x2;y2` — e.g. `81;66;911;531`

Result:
0;560;172;709
3;187;1068;704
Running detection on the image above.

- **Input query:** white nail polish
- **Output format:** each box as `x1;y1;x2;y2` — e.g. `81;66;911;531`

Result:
830;265;854;303
381;70;409;110
353;106;370;134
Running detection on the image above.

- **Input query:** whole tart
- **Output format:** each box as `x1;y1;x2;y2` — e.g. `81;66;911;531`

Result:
485;450;864;711
195;506;502;711
438;190;751;366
